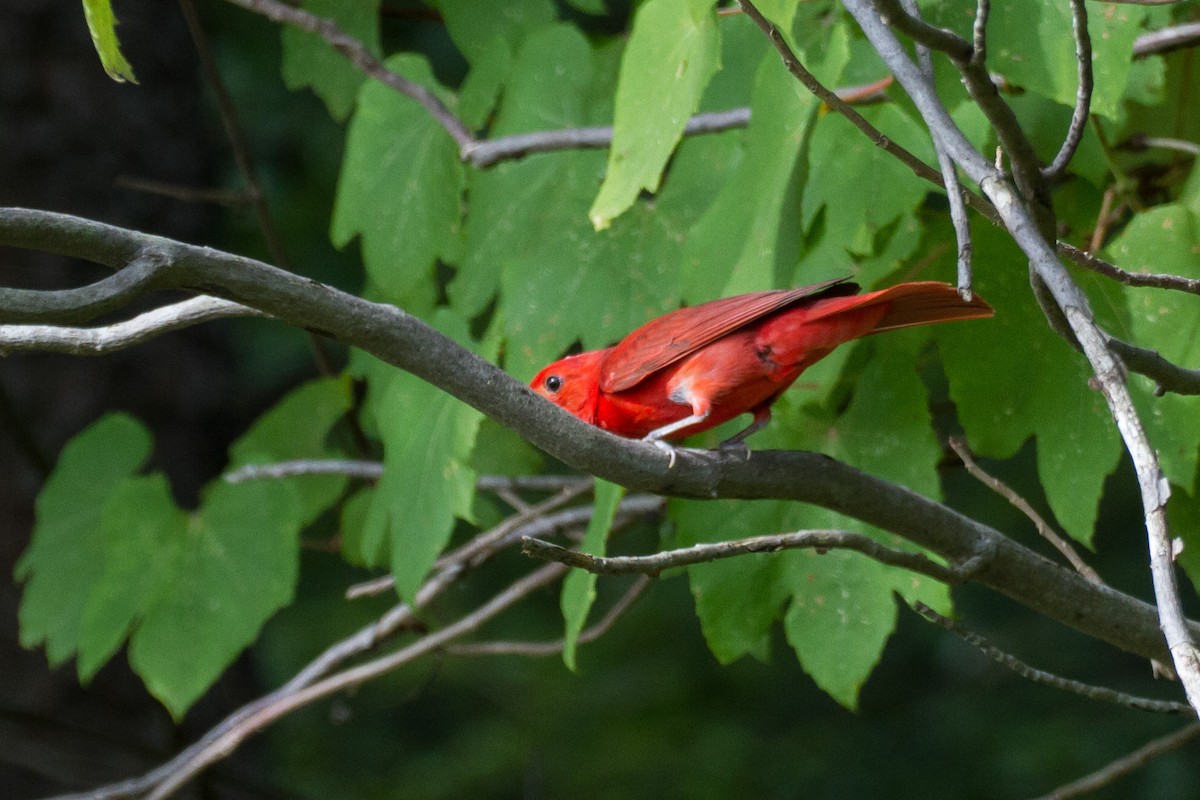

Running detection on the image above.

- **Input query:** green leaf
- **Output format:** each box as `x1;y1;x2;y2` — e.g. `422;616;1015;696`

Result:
457;36;513;130
937;221;1121;544
228;375;354;526
1104;203;1200;491
360;310;495;600
332;54;463;307
128;479;303;719
434;0;556;65
681;29;848;300
588;0;721;228
281;0;381;120
81;0;137;83
561;479;625;671
16;413;151;665
781;543;943;710
800;103;934;261
448;24;598;318
675;499;795;664
78;475;187;681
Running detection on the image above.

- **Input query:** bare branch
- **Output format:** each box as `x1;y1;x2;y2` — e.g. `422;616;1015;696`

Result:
869;0;973;59
347;494;664;600
1107;338;1200;396
113;175;251;207
914;603;1193;715
900;0;973;298
1042;0;1093;180
465;108;750;168
1134;22;1200;57
524;528;971;584
1033;723;1200;800
1;206;1195;670
948;437;1103;584
1059;241;1200;296
0;296;265;355
1122;133;1200;157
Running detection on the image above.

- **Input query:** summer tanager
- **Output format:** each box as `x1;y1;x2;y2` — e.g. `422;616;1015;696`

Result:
530;277;993;461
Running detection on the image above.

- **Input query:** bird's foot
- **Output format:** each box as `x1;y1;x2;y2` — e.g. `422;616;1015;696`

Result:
717;438;752;462
647;437;681;469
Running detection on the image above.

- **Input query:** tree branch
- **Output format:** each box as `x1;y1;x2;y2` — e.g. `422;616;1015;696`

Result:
948;437;1103;584
523;529;967;583
1032;723;1200;800
1060;241;1200;297
0;206;1193;669
914;603;1193;715
1134;22;1200;57
0;296;265;355
1041;0;1094;180
1107;338;1200;397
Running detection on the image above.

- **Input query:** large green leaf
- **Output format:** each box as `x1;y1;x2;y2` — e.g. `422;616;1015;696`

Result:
78;475;187;682
17;413;306;718
81;0;137;83
332;54;463;308
15;413;151;665
448;24;598;318
127;478;304;719
937;222;1121;545
588;0;721;228
281;0;381;121
358;310;495;600
561;479;624;671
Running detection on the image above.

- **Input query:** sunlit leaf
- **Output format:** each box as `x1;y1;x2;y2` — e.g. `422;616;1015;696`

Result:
588;0;721;228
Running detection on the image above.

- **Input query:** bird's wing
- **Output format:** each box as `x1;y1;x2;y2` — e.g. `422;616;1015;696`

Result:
600;277;856;393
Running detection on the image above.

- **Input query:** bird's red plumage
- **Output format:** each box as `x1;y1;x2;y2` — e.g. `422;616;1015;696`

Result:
530;279;992;443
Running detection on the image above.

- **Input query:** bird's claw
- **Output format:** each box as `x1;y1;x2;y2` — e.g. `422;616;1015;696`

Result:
717;439;752;462
647;437;680;468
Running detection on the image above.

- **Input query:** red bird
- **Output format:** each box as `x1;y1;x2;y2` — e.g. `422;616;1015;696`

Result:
531;278;993;463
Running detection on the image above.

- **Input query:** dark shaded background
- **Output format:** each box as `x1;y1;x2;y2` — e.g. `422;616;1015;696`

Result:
2;2;1197;798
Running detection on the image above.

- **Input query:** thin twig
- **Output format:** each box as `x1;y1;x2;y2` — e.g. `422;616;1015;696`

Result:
448;575;653;657
1032;723;1200;800
914;603;1194;716
1042;0;1093;180
346;494;664;600
113;175;251;207
1059;241;1200;296
1106;338;1200;397
1134;22;1200;58
0;297;266;356
1122;134;1200;157
221;0;475;149
901;0;973;299
947;437;1103;584
524;529;968;583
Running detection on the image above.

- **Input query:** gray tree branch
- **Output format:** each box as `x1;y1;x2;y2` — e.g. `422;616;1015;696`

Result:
0;206;1193;672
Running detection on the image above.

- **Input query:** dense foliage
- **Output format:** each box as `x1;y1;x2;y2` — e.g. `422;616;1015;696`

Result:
6;0;1200;796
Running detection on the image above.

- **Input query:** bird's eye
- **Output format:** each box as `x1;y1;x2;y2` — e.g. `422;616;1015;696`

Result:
544;375;563;393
